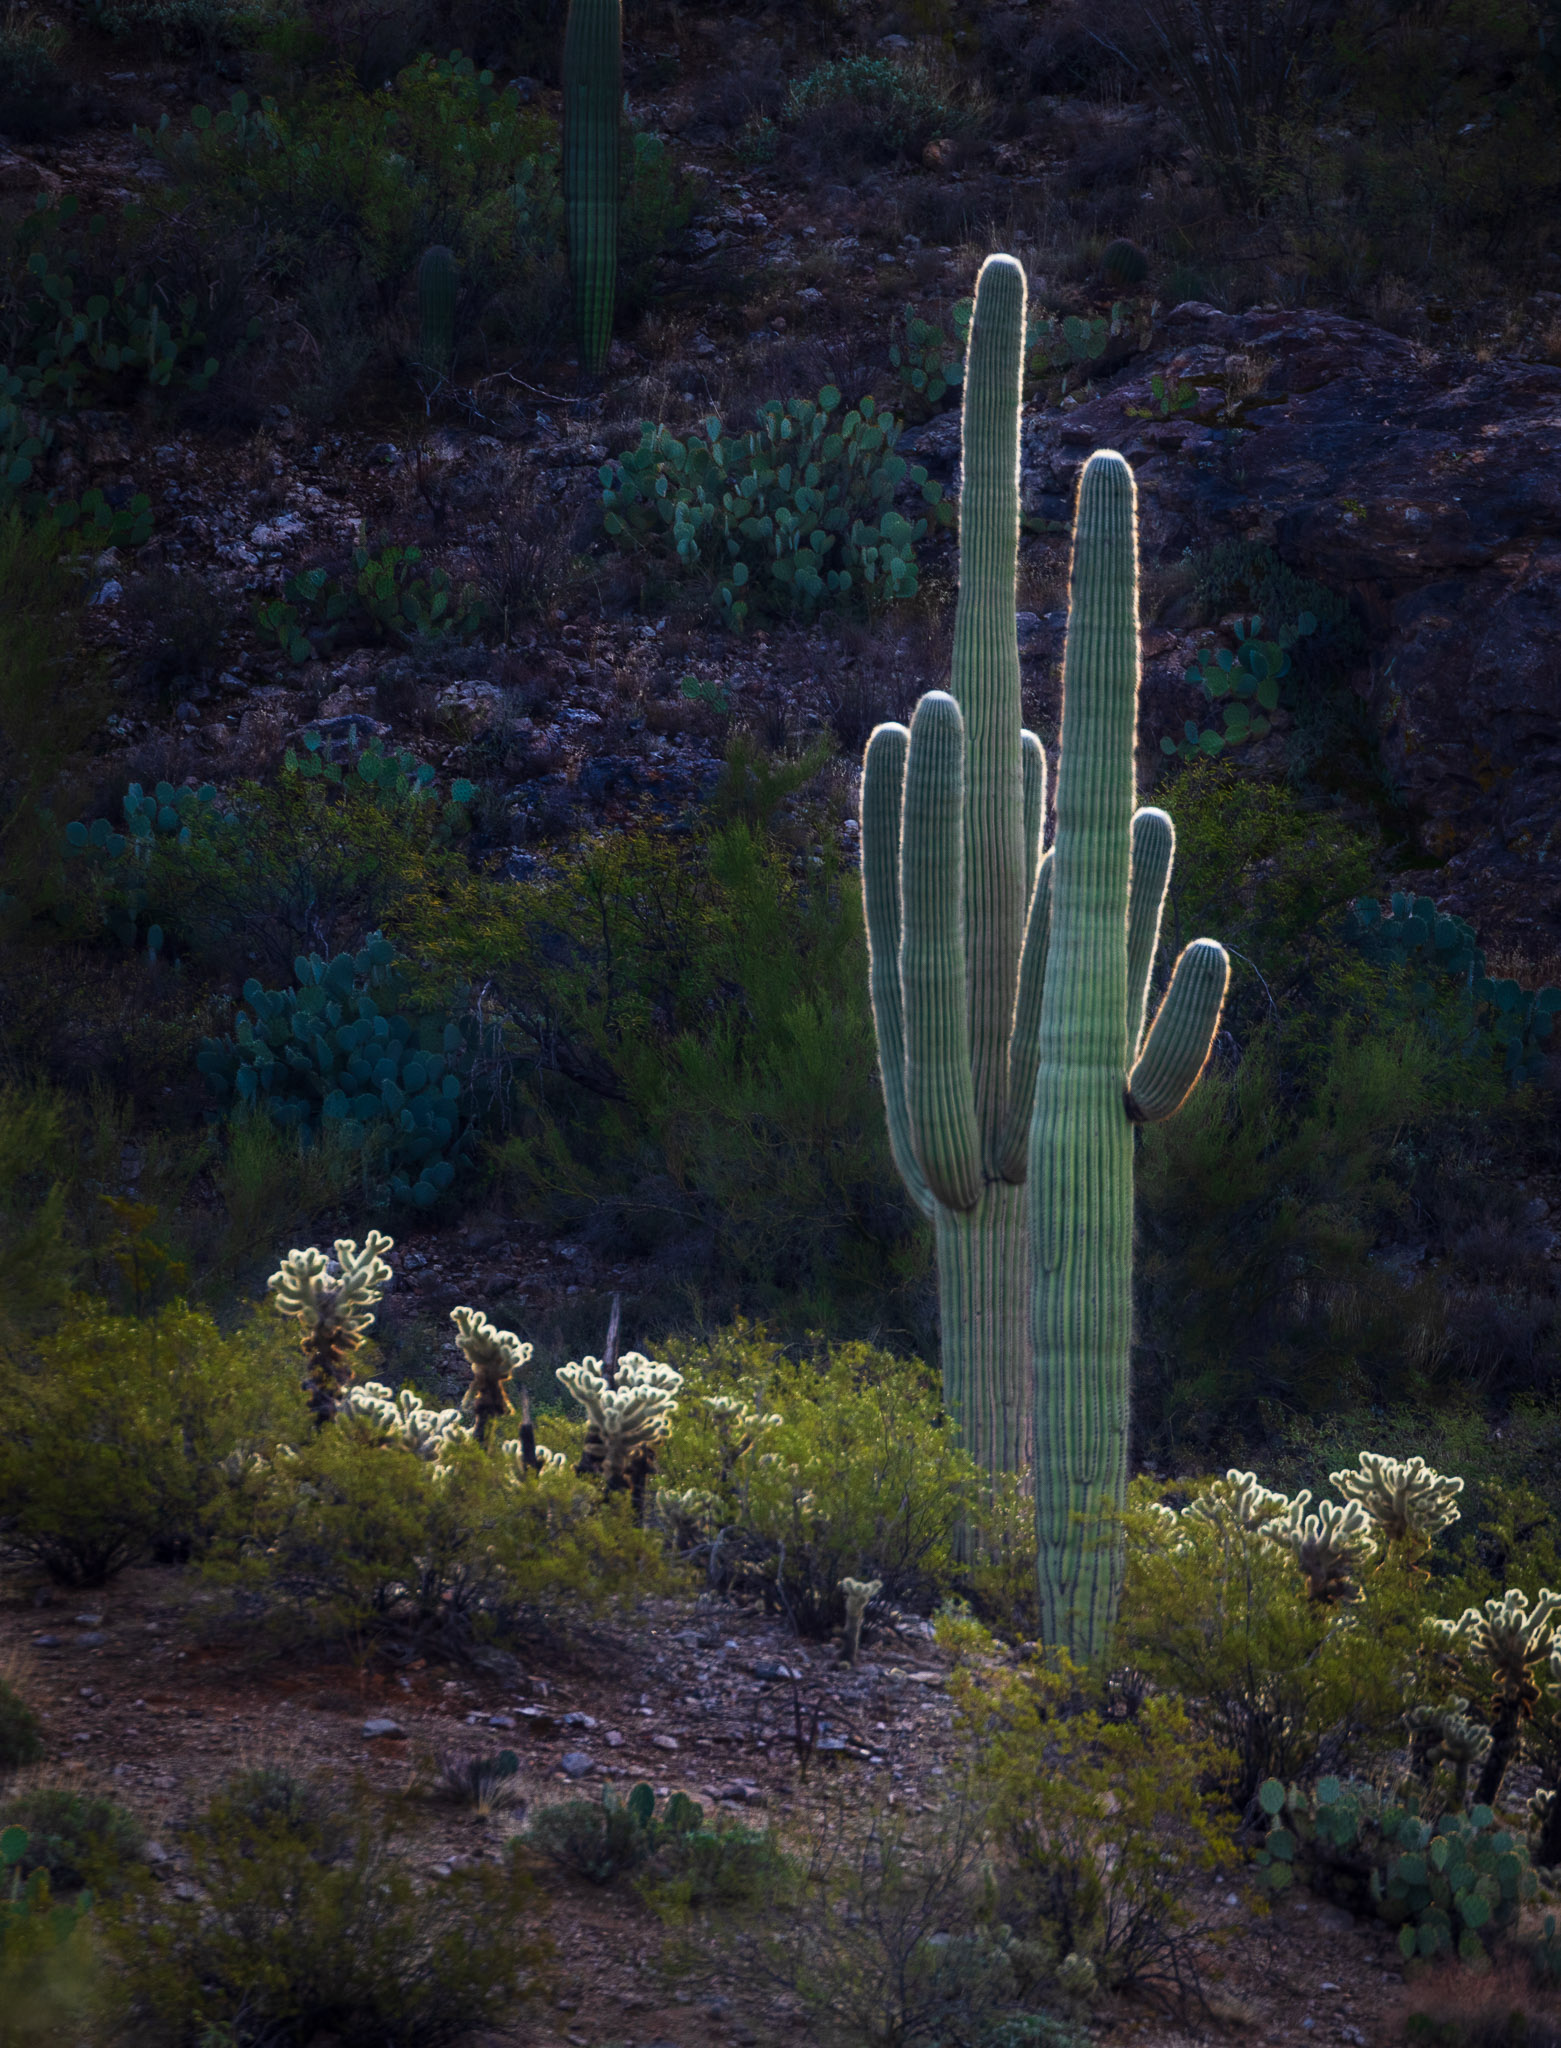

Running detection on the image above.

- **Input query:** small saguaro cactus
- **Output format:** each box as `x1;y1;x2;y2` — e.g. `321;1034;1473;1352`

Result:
450;1306;532;1442
417;244;458;381
562;0;622;377
839;1576;882;1665
1329;1452;1464;1563
557;1351;684;1520
1028;447;1230;1657
268;1233;394;1426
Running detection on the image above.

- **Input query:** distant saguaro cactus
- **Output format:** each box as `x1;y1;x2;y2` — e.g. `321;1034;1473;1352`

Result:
562;0;622;377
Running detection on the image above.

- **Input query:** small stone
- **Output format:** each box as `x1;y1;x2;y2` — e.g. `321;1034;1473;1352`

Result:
74;1614;104;1626
605;1730;625;1747
74;1633;106;1647
562;1711;598;1730
362;1718;405;1739
560;1751;594;1777
143;1841;170;1864
32;1635;59;1647
489;1714;516;1729
651;1733;679;1752
752;1660;799;1681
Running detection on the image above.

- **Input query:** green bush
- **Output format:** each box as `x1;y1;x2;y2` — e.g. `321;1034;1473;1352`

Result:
636;1819;789;1920
601;386;953;625
0;1298;298;1586
0;1680;44;1775
0;1788;144;1895
206;1402;671;1656
1116;1475;1434;1809
658;1322;973;1634
95;1772;549;2047
527;1782;706;1886
0;1821;98;2044
253;543;486;662
782;54;974;164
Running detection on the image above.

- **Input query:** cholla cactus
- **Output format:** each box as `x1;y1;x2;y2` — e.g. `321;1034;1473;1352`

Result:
1268;1494;1378;1603
342;1381;473;1465
268;1232;394;1425
840;1576;882;1665
658;1486;718;1549
1184;1469;1293;1536
701;1394;779;1482
219;1448;271;1482
1329;1452;1464;1559
1405;1697;1493;1804
451;1307;533;1442
499;1436;567;1482
1427;1588;1561;1806
557;1350;684;1519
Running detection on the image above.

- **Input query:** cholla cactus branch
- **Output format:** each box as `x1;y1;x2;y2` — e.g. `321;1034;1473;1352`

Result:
451;1306;533;1442
1268;1494;1377;1603
342;1381;473;1464
840;1577;883;1666
1185;1469;1293;1536
268;1232;394;1426
1405;1697;1493;1805
1329;1452;1464;1557
1427;1587;1561;1807
558;1350;683;1523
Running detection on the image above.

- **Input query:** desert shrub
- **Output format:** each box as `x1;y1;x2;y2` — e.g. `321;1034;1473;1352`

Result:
0;1677;44;1774
0;1788;145;1894
443;797;928;1346
781;53;977;169
0;1821;99;2044
636;1818;790;1920
965;1652;1241;2001
527;1782;708;1887
94;1771;548;2047
206;1409;670;1656
601;386;953;625
658;1322;972;1634
85;0;286;51
0;1084;76;1345
0;1298;299;1586
1116;1475;1434;1809
0;512;105;875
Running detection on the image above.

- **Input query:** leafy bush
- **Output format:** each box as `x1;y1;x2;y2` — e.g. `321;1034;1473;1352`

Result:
95;1771;548;2047
0;1820;98;2044
601;386;953;625
0;1298;298;1586
0;1679;43;1774
965;1654;1241;2000
0;1788;144;1895
782;54;973;165
636;1818;789;1920
658;1322;972;1634
196;933;495;1208
1118;1470;1440;1809
207;1403;670;1656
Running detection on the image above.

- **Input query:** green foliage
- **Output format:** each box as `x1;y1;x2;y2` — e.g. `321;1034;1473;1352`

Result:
527;1781;706;1886
0;1788;144;1895
94;1772;548;2047
659;1323;972;1633
1124;371;1197;420
0;194;238;407
1118;1475;1436;1808
1163;611;1317;760
207;1401;670;1656
0;1821;97;2043
782;54;971;162
0;1084;77;1344
196;934;493;1208
0;1297;298;1586
889;304;965;412
443;806;926;1341
635;1819;789;1921
679;671;731;715
1256;1775;1537;1963
1348;893;1561;1087
282;728;477;839
0;1682;44;1775
62;779;239;954
253;541;486;660
963;1656;1241;1998
600;386;953;625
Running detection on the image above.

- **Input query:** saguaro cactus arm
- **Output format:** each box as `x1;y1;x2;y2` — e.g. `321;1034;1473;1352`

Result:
861;719;936;1221
1126;938;1230;1123
1125;807;1174;1058
1021;730;1046;904
899;690;983;1211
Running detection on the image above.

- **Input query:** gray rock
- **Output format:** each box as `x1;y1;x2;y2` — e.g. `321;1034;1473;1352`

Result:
362;1718;405;1739
560;1750;593;1777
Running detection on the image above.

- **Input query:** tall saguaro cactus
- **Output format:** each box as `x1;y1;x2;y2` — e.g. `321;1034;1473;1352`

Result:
562;0;622;379
862;253;1041;1484
1030;449;1230;1658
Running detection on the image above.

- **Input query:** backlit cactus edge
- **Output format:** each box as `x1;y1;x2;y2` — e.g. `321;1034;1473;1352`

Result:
862;253;1231;1657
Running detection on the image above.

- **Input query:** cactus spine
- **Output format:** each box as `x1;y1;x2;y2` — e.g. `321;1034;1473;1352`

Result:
1030;449;1229;1658
417;244;457;380
562;0;621;378
862;254;1039;1486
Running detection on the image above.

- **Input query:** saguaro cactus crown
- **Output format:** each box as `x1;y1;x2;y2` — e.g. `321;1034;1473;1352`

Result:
861;252;1041;1484
1030;448;1229;1657
562;0;622;377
